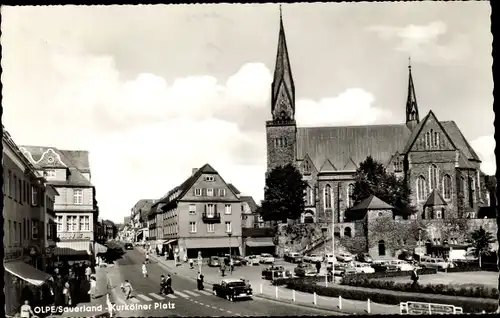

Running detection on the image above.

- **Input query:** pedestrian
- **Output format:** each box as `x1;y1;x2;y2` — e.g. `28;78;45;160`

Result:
230;258;234;274
122;280;133;300
411;268;419;289
220;262;226;277
145;251;149;264
19;300;35;318
197;272;204;290
166;274;173;294
142;262;148;278
85;265;92;281
88;276;97;299
189;258;194;269
159;275;166;295
316;261;321;274
63;282;72;307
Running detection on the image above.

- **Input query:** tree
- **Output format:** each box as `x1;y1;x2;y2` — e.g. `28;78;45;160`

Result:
260;164;308;222
352;156;416;217
469;226;494;268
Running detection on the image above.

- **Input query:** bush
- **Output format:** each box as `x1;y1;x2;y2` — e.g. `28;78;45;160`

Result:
272;276;325;286
285;280;497;313
342;268;437;283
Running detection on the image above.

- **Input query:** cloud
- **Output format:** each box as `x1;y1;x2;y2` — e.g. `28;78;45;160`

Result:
367;21;470;64
470;135;496;175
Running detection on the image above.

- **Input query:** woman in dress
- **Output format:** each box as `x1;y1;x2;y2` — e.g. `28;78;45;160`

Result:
89;276;97;299
63;282;72;307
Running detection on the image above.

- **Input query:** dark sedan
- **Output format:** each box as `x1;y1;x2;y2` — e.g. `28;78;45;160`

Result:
212;279;253;301
124;243;134;250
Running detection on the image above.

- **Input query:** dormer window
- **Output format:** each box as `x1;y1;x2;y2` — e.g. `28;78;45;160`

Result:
205;176;215;182
44;169;56;178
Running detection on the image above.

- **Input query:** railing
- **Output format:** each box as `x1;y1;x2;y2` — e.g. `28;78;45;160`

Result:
202;212;221;222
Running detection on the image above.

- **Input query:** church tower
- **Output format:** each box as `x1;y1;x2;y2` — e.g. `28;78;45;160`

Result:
406;59;420;131
266;5;297;172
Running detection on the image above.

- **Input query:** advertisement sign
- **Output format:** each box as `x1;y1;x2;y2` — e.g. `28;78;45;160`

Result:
58;232;93;240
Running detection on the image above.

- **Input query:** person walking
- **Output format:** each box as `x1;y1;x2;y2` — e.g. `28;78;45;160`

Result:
85;265;92;281
142;262;148;278
159;275;166;295
145;251;149;264
88;276;97;299
19;300;36;318
122;280;133;300
189;258;194;269
197;272;204;290
166;274;173;294
315;261;321;274
229;258;234;274
220;262;226;277
63;282;72;307
411;268;419;289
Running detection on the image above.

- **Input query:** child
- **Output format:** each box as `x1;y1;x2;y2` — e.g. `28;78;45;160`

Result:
142;262;148;278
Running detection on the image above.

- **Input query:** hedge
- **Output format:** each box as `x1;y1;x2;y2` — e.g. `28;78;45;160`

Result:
272;276;325;286
285;280;497;313
342;268;437;281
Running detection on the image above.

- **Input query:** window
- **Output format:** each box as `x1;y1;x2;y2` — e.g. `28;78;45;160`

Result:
206;204;215;217
189;204;196;215
189;222;197;233
225;221;232;233
18;179;22;202
324;184;332;209
303;160;311;174
8;220;12;246
194;188;202;196
32;186;38;206
424;132;430;148
219;189;226;196
443;175;452;200
73;189;83;205
205;176;215;182
417;176;427;201
67;216;78;232
433;131;440;147
468;177;475;208
429;164;438;190
393;158;402;172
461;176;466;196
45;169;56;178
306;186;314;206
55;215;62;232
32;220;39;240
344;227;352;238
347;184;354;208
80;215;90;231
13;175;17;201
207;188;214;197
378;240;386;256
435;209;442;219
207;223;215;233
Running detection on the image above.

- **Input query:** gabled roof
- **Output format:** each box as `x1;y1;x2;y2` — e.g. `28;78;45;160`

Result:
227;183;241;195
319;159;337;173
343;157;358;171
58;150;91;172
133;199;153;212
350;195;394;211
49;167;93;187
297;124;411;171
423;190;447;207
440;121;481;162
240;196;258;213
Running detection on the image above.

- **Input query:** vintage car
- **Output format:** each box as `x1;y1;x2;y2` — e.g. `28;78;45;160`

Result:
284;252;303;263
223;254;242;266
371;260;399;272
332;263;357;276
262;265;287;280
245;255;260;266
208;256;221;267
294;263;317;277
212;279;253;301
388;260;415;271
355;253;373;263
336;253;354;262
259;253;275;264
419;257;452;270
352;262;375;274
304;254;323;263
124;243;134;250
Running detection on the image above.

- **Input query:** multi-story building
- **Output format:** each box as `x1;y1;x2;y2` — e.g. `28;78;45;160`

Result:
3;127;58;315
130;199;153;242
20;146;99;262
240;195;258;228
151;164;244;260
102;220;117;241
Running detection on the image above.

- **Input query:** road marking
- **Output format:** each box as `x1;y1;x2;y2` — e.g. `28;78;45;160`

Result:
137;294;153;302
205;304;210;307
173;290;190;298
227;310;232;314
219;308;225;311
149;293;165;300
183;290;200;297
211;306;218;309
196;289;212;296
165;293;177;299
129;297;141;304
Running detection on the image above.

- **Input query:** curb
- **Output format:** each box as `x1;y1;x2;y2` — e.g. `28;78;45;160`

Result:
150;254;347;315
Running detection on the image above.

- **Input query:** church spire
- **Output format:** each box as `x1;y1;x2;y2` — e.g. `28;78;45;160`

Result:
271;4;295;121
406;57;420;131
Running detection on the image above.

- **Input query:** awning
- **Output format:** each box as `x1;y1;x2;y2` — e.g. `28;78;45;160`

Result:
245;237;275;248
55;241;91;256
94;242;108;254
164;239;178;245
185;238;238;249
5;261;51;286
156;240;167;245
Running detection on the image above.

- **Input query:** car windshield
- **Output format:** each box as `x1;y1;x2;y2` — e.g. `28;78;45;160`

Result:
228;282;246;287
261;254;271;257
211;257;219;260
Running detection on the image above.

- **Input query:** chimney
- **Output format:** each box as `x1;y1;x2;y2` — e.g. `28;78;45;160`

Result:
192;168;198;175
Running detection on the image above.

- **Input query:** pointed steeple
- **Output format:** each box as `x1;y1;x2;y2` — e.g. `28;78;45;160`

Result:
271;4;295;121
406;57;420;131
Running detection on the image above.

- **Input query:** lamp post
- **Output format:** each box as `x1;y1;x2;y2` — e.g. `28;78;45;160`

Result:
228;233;232;258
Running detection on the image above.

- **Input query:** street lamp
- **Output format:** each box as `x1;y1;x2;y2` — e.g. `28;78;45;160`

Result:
227;233;232;259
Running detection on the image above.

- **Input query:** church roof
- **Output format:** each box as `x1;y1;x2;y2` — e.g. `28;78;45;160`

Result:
297;124;411;170
350;195;394;211
319;159;337;172
423;190;447;207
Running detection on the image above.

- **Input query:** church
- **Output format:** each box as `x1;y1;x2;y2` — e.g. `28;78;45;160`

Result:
266;11;488;228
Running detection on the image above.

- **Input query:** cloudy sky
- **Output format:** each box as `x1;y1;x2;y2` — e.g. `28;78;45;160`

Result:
2;3;494;223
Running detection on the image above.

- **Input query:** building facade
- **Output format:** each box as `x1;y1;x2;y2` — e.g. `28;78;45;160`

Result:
152;164;244;260
266;13;488;227
20;146;98;262
131;199;153;242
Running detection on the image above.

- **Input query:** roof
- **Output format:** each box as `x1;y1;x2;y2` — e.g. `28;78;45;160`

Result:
227;183;241;195
58;150;91;172
423;190;447;207
49;167;93;187
350;195;394;211
296;124;411;170
240;196;258;213
133;199;153;212
140;200;154;219
222;278;244;284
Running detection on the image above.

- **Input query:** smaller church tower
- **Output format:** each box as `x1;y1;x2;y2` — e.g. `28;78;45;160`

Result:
406;58;420;131
266;5;297;171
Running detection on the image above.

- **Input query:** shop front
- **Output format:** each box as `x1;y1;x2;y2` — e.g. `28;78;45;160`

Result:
244;237;276;257
54;240;92;266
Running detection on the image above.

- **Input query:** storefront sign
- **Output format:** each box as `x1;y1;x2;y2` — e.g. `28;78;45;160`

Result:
58;232;93;240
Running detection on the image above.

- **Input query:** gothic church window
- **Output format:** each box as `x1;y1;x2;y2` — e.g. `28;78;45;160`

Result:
443;175;452;200
324;184;332;209
303;160;311;175
378;240;386;256
283;137;287;147
468;177;475;208
429;164;439;190
434;131;440;147
417;176;427;201
347;184;354;208
306;187;314;205
393;156;402;172
461;176;466;197
424;132;430;148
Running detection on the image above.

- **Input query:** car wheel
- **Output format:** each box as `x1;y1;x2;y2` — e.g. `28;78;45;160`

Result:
213;290;217;296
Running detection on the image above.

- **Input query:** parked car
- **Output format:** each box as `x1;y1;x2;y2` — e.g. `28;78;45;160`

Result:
208;256;221;267
223;254;242;266
124;243;134;250
212;279;253;301
284;252;303;263
332;263;357;276
259;253;275;264
353;262;375;274
262;266;286;280
388;260;414;271
336;253;353;262
245;255;260;266
398;251;414;262
371;260;398;272
304;254;323;263
294;263;317;277
233;255;247;266
355;253;373;263
325;253;336;263
420;257;450;270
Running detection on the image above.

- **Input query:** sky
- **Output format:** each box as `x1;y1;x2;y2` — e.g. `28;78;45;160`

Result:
1;3;494;223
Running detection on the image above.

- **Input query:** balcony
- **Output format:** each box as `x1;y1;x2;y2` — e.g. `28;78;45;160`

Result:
202;212;221;223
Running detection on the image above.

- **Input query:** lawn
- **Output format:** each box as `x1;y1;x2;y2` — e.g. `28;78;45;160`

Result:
375;271;497;288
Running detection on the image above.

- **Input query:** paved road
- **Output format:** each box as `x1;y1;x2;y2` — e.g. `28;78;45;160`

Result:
112;248;341;317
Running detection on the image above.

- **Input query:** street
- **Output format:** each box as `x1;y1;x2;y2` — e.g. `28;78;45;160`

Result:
111;248;341;317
